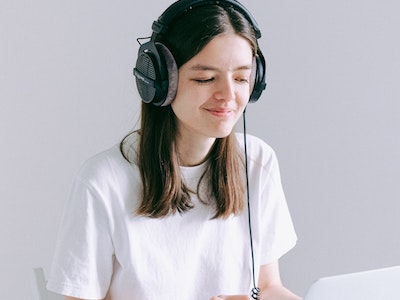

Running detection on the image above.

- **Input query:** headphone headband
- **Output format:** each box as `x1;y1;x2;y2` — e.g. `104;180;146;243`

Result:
153;0;261;39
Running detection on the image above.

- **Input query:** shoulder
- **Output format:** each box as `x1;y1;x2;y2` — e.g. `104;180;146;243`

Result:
74;144;135;191
76;132;140;183
235;132;277;167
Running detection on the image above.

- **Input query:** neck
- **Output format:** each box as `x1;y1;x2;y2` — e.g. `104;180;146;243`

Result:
176;135;216;167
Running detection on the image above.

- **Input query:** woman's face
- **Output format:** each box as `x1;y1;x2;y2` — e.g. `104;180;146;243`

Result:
171;33;253;143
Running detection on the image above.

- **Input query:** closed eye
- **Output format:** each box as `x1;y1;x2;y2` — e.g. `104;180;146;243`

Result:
193;78;215;84
236;77;250;84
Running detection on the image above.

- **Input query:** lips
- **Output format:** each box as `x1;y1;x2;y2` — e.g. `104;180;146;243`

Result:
205;108;234;117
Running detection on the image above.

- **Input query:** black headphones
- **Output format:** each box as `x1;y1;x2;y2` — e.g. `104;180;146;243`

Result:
133;0;267;106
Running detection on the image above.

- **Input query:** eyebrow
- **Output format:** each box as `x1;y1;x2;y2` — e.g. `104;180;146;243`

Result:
189;63;253;72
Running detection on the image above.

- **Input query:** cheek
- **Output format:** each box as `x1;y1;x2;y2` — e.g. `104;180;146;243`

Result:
170;98;184;119
171;82;189;113
238;88;251;107
170;90;196;120
172;82;207;109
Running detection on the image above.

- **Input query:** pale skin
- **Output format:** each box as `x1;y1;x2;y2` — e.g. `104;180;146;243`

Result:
209;261;302;300
171;32;252;166
63;33;302;300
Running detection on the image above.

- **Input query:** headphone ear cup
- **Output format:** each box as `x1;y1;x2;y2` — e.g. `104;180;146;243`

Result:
156;43;178;106
134;41;168;105
134;42;178;106
249;51;267;103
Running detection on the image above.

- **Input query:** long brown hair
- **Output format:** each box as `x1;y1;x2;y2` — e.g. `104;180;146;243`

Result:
121;4;259;218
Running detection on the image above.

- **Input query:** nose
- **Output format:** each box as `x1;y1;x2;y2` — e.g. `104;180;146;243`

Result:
214;76;235;101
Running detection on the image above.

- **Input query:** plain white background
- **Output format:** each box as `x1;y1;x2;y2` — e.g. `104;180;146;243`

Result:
1;0;399;299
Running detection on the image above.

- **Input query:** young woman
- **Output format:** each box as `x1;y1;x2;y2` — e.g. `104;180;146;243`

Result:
47;1;301;299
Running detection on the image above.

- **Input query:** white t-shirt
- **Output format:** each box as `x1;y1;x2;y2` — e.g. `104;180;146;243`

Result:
47;133;297;300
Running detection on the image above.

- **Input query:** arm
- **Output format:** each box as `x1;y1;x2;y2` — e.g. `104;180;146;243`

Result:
211;260;302;300
257;261;302;300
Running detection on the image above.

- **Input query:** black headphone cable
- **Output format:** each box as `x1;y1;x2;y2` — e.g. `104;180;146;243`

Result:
243;108;261;300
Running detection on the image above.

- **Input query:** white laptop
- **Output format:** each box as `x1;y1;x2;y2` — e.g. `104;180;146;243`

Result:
304;266;400;300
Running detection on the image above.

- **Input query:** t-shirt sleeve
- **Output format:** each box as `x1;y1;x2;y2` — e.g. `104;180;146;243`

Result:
47;174;114;299
257;149;298;265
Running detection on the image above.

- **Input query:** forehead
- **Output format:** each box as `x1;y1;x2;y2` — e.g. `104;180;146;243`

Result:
183;33;253;70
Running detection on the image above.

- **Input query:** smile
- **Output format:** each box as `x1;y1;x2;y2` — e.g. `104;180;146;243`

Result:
205;108;234;117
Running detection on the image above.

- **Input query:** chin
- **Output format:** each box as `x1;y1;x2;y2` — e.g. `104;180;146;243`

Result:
211;129;234;139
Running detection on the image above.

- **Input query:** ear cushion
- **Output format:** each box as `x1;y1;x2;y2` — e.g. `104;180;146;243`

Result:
249;57;257;95
156;43;178;106
249;51;266;103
